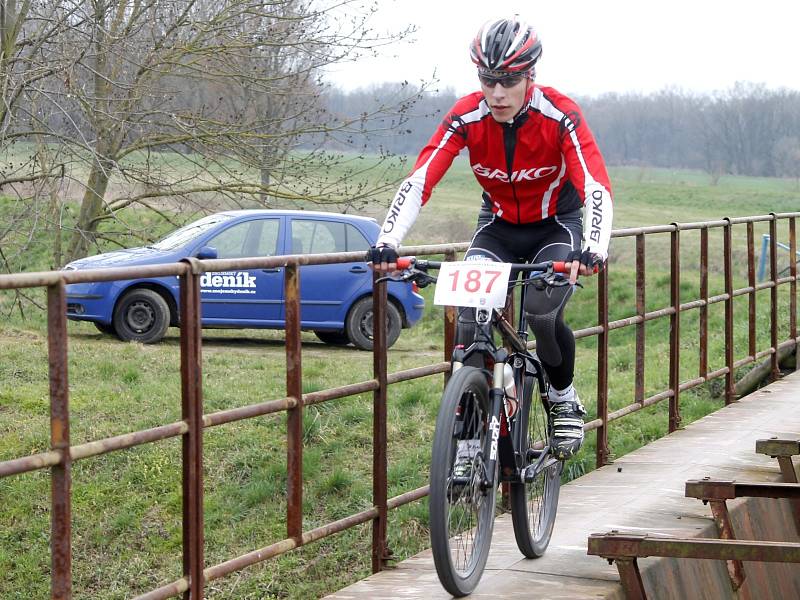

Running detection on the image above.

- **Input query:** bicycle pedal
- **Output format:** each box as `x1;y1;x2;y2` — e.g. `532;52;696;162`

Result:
521;466;537;483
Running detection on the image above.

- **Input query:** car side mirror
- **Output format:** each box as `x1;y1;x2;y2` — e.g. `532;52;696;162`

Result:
196;246;218;260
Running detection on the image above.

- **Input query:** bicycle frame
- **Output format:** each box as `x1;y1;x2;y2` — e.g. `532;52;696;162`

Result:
450;275;554;494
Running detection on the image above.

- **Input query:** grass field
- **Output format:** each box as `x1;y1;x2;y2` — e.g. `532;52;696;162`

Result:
0;159;799;599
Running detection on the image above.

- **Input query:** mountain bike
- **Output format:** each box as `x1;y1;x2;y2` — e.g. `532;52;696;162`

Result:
383;257;574;597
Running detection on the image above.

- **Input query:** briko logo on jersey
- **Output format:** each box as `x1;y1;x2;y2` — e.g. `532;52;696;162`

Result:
471;162;558;183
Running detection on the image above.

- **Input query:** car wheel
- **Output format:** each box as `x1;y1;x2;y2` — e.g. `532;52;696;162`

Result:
345;296;402;351
113;288;170;344
94;322;117;336
314;330;350;346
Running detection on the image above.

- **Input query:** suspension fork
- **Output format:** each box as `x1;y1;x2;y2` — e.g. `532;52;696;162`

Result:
481;356;507;492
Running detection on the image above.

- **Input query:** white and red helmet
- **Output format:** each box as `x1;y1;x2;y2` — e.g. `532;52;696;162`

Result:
470;17;542;73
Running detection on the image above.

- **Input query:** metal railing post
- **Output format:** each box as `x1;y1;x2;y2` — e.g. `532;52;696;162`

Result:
747;222;756;360
669;226;681;431
179;261;204;599
699;228;708;378
596;263;610;467
48;280;72;600
372;272;389;572
723;219;735;404
769;214;780;380
285;264;303;545
791;217;798;371
443;249;457;386
635;234;646;404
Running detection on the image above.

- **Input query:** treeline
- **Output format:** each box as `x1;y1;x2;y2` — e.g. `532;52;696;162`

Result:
326;82;800;181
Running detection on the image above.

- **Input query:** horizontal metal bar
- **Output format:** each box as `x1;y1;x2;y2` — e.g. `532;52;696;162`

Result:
706;366;730;379
756;439;800;458
679;377;706;392
685;479;800;501
589;532;800;562
0;244;470;291
755;348;776;360
584;417;604;432
611;224;677;237
608;402;644;421
133;578;189;600
304;381;379;406
387;362;450;384
301;507;380;546
609;213;800;239
0;262;192;290
643;389;674;407
399;242;470;255
733;356;756;369
573;325;604;340
70;422;189;460
387;485;429;509
204;538;299;583
0;450;62;477
204;397;298;427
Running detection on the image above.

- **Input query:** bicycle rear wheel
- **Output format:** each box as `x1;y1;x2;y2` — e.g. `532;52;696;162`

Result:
429;366;496;597
510;373;563;558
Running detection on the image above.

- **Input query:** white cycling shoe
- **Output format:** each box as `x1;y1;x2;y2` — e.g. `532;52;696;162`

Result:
548;385;586;460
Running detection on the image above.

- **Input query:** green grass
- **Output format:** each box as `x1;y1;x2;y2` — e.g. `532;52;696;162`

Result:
0;161;799;598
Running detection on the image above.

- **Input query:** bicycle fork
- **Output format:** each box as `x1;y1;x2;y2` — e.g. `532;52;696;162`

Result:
480;360;508;493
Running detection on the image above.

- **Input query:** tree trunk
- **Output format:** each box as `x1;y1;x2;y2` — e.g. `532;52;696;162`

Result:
66;156;112;261
734;345;797;397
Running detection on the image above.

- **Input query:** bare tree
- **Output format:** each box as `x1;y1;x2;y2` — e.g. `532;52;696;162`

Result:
1;0;423;264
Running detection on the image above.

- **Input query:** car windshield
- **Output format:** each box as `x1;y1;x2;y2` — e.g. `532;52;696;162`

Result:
151;214;236;251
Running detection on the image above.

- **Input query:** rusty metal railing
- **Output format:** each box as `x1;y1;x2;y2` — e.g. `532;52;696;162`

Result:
0;213;798;599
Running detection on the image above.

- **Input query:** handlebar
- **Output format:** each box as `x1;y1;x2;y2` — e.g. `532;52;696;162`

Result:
395;256;576;274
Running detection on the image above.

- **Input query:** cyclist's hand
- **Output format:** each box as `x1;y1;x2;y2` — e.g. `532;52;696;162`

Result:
366;244;398;273
564;249;603;285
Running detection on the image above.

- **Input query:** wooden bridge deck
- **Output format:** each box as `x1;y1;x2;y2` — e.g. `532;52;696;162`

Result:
325;370;800;599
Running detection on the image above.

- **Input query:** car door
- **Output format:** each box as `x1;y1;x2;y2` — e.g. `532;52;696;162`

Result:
289;217;372;328
199;216;285;324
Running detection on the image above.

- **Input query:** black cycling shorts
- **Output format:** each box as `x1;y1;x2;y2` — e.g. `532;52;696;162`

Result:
465;209;582;266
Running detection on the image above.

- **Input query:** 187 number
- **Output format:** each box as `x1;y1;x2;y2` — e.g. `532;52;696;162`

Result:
447;269;503;293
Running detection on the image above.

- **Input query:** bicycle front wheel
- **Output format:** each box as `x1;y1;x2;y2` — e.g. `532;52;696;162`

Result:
510;373;563;558
429;366;496;597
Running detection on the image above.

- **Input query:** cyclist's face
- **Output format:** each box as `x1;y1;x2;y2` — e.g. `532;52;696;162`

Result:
480;73;529;122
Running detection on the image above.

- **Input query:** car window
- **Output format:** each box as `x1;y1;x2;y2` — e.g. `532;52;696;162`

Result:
151;213;235;251
207;219;280;259
254;219;280;256
345;224;370;252
291;220;347;254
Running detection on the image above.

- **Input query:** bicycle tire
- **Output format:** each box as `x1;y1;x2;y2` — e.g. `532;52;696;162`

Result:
429;366;496;597
510;373;563;558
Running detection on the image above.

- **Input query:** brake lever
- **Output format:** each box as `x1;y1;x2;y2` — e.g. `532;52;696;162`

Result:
375;274;404;285
375;268;438;287
413;271;438;289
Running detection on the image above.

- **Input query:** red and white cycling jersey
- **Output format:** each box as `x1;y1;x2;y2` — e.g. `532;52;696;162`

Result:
377;84;614;259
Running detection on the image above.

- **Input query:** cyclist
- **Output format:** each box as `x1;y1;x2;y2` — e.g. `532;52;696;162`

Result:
368;16;613;461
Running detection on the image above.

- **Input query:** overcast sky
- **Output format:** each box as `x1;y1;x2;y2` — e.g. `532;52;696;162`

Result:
327;0;800;97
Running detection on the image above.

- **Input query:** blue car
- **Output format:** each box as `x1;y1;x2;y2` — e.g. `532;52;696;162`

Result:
64;210;425;349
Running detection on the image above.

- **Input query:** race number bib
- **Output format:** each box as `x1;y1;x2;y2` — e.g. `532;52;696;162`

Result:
433;261;511;308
